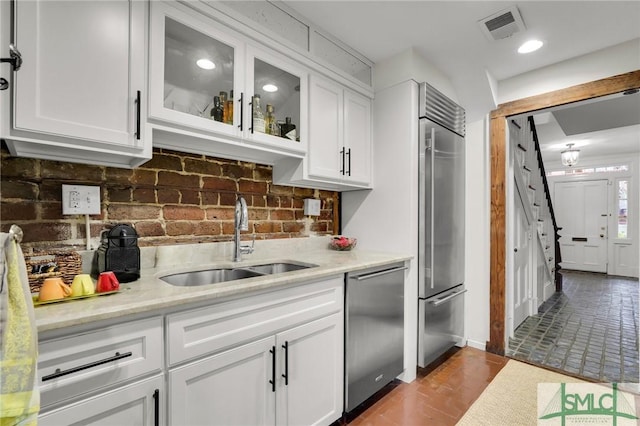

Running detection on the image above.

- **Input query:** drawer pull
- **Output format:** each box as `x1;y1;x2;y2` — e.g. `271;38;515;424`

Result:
42;351;133;382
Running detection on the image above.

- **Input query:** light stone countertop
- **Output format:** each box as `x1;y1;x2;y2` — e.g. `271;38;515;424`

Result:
34;237;411;334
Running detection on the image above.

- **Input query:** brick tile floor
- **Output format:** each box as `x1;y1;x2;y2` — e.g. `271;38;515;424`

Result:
344;347;508;425
508;270;639;383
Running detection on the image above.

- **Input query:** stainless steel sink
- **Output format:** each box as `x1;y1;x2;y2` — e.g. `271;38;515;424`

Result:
243;261;317;275
160;261;318;287
160;268;263;287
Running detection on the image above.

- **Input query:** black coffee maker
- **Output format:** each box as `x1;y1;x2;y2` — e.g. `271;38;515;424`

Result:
96;223;140;283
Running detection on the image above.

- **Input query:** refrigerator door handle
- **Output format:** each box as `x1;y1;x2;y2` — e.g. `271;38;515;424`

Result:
430;289;467;306
351;266;408;281
429;127;436;291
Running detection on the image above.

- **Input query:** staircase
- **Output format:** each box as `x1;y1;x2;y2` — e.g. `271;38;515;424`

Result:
509;116;562;306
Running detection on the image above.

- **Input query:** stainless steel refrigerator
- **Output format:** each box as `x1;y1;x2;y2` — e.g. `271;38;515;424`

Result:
418;82;467;368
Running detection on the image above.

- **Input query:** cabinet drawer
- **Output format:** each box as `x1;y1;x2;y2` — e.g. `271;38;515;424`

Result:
38;316;163;408
167;276;343;366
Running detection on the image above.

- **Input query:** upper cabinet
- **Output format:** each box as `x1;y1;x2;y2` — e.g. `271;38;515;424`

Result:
273;75;371;191
0;0;151;168
0;0;372;188
148;2;307;164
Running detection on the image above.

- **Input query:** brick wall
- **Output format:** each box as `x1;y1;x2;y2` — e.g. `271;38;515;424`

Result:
0;144;338;249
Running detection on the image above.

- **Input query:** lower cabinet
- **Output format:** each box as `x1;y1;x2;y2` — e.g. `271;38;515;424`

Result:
36;276;345;426
276;313;343;426
169;313;343;426
39;375;163;426
167;276;344;426
169;337;276;425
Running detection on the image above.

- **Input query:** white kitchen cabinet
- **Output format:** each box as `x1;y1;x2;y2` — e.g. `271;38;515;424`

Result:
276;313;343;426
307;77;344;181
169;337;276;426
37;316;163;422
0;0;151;168
273;75;371;191
166;276;344;426
307;75;371;186
148;1;307;165
39;375;164;426
343;90;372;185
169;314;342;426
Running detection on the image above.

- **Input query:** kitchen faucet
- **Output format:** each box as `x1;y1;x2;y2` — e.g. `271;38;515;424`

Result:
233;196;254;262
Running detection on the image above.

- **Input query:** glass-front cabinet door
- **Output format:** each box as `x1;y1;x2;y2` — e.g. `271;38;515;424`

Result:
243;46;307;155
149;2;244;138
149;2;307;157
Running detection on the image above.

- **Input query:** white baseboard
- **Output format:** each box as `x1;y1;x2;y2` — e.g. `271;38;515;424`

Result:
466;339;486;351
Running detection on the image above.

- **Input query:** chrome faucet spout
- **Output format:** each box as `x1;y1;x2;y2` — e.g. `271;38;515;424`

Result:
234;196;254;261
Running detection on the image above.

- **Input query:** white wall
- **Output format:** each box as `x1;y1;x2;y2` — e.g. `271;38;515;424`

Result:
497;38;640;104
464;117;491;350
373;47;459;102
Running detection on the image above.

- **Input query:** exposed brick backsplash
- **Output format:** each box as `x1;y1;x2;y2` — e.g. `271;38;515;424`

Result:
0;144;339;250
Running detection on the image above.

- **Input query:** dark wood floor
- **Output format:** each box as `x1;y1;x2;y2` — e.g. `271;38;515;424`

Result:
346;347;508;425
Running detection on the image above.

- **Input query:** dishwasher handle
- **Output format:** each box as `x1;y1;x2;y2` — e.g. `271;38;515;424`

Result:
351;266;408;281
430;288;467;306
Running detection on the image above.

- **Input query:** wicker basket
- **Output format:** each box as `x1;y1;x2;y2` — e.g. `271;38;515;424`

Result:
25;250;82;294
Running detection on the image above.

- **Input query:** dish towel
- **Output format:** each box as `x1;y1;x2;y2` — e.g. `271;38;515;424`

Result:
0;226;39;426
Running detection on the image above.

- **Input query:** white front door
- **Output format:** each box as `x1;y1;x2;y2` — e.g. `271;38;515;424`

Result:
554;180;608;273
513;188;532;330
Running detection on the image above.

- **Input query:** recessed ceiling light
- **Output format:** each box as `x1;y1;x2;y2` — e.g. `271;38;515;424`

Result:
518;39;543;54
196;58;215;70
262;84;278;92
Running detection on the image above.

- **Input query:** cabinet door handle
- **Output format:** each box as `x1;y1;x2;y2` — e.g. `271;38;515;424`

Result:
281;341;289;386
340;148;345;175
238;92;244;131
135;90;141;140
249;95;254;134
269;346;276;392
346;148;351;176
42;351;133;382
153;389;160;426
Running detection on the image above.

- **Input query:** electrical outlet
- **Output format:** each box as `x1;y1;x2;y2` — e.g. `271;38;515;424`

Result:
303;199;321;216
62;184;101;215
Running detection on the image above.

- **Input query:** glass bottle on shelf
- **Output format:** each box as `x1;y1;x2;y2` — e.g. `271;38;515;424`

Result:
211;96;223;122
219;91;227;123
265;104;278;136
280;117;296;141
252;95;265;133
224;89;234;124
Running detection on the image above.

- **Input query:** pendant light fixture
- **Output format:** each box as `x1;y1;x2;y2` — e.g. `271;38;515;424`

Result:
561;143;580;167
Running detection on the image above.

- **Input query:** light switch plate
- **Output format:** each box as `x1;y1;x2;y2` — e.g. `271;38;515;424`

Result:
62;184;101;215
303;198;321;216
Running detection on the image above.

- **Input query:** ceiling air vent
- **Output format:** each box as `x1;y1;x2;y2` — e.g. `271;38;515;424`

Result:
478;6;526;41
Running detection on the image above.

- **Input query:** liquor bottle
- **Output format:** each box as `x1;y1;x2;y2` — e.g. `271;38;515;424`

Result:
225;89;234;124
252;95;265;133
211;96;223;122
280;117;296;140
219;91;227;123
265;104;278;136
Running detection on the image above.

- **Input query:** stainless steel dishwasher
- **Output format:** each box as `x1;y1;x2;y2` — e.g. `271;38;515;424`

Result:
345;262;407;413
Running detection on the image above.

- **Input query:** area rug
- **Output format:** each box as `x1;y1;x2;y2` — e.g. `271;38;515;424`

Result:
456;360;585;425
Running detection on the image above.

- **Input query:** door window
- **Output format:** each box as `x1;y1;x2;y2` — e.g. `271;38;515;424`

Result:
617;179;629;239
